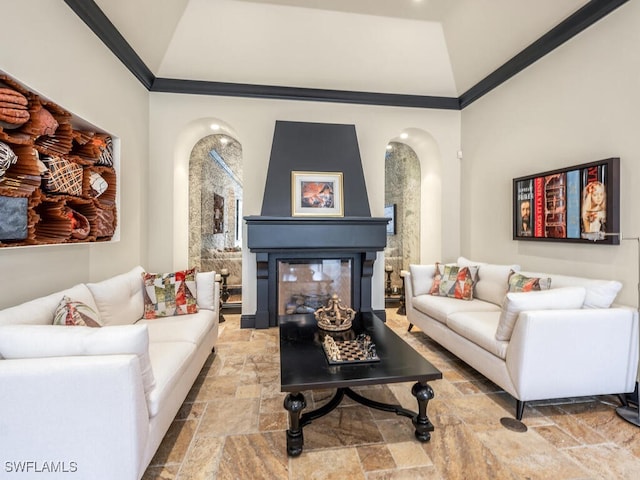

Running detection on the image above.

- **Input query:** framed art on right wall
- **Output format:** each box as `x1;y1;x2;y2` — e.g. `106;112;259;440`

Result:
513;157;620;244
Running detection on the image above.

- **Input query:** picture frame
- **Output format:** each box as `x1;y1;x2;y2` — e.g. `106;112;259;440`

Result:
384;204;396;235
513;157;620;244
291;171;344;217
213;193;224;234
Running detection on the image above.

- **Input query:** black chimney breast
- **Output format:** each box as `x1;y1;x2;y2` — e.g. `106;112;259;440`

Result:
260;120;371;217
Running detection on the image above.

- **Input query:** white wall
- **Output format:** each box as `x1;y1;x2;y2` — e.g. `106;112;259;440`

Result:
461;1;640;306
0;1;149;308
149;94;461;313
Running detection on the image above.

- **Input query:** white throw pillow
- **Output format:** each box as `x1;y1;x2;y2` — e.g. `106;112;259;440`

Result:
196;271;216;310
518;271;623;309
496;286;586;341
582;281;623;309
409;264;438;296
0;324;155;395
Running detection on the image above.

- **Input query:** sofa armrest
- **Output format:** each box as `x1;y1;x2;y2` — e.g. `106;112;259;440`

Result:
0;355;149;480
506;308;639;401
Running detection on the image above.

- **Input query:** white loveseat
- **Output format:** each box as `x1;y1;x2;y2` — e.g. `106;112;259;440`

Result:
405;257;639;420
0;266;219;480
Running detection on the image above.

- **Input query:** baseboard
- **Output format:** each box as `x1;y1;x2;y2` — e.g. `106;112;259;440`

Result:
373;309;387;322
240;314;256;329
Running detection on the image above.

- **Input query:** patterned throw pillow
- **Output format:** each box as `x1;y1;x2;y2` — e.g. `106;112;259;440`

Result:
428;262;443;295
508;271;551;292
438;265;477;300
142;268;199;319
53;296;102;327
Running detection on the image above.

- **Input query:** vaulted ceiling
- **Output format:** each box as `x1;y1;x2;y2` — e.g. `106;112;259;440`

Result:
84;0;622;107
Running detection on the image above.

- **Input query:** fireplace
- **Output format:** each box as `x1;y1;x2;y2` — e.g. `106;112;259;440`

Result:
242;121;388;329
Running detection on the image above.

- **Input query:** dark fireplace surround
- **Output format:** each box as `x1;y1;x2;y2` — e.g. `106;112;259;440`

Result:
242;121;388;329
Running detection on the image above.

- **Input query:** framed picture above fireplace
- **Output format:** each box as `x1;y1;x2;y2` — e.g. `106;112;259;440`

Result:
291;171;344;217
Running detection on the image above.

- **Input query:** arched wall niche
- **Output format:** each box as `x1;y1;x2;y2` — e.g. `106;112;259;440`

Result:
172;117;240;271
384;128;442;277
188;133;243;284
384;141;420;289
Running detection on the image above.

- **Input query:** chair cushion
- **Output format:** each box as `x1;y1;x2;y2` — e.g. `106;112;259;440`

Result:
446;311;508;359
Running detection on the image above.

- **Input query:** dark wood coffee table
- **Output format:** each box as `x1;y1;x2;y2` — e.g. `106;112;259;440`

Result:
279;311;442;456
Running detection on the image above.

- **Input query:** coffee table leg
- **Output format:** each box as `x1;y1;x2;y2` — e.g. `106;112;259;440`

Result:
411;381;435;441
284;392;306;456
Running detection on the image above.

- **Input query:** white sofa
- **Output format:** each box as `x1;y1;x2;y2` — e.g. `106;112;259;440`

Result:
0;266;219;480
405;257;639;420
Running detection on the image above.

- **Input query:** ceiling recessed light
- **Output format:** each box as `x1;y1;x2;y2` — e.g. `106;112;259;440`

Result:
210;123;220;130
386;145;392;150
400;133;409;139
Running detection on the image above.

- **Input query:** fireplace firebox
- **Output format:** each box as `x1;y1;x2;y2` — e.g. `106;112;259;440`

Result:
243;216;388;328
278;258;352;316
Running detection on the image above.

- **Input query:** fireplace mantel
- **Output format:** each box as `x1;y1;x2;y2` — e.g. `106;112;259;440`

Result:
245;216;388;251
243;216;388;328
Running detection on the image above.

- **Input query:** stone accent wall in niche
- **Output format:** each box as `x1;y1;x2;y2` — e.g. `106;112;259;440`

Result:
189;134;243;285
384;142;421;289
0;72;117;247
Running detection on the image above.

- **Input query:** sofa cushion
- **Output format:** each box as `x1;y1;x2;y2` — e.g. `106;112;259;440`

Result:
86;266;145;326
137;309;216;345
0;324;155;396
496;286;587;341
0;283;99;326
412;294;501;324
410;264;438;296
508;271;551;292
146;341;196;417
475;263;521;306
518;271;622;309
457;257;487;268
53;296;102;327
446;311;508;359
142;268;199;319
196;271;217;310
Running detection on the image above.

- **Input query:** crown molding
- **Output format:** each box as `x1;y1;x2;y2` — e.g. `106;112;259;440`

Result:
151;77;460;109
459;0;630;108
63;0;154;89
66;0;628;110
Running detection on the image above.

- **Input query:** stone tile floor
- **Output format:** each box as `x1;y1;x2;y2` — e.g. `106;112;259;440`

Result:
143;310;640;479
